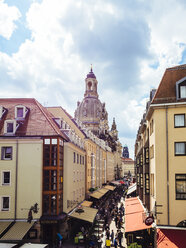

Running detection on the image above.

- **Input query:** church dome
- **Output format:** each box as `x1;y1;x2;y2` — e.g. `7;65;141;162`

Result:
74;67;108;135
75;97;104;124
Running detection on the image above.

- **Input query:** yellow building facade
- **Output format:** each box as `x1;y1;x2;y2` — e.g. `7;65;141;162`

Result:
0;139;42;220
135;65;186;228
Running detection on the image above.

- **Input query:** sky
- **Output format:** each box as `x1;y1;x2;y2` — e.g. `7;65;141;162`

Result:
1;0;186;158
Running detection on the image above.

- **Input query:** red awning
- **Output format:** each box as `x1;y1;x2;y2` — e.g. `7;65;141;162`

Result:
125;197;152;233
157;228;186;248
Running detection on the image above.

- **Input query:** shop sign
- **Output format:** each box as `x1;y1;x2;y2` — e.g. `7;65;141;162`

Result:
145;216;154;226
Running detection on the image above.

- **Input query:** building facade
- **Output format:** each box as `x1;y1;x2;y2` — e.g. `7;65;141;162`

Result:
0;99;67;245
135;65;186;227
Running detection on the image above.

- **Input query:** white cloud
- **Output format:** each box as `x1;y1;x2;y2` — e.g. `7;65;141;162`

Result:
0;0;21;40
1;0;186;156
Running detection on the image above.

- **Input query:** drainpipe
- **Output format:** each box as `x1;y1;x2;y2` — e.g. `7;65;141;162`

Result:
166;107;170;225
15;140;19;221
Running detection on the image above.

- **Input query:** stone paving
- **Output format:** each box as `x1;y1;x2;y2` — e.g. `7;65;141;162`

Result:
100;196;127;247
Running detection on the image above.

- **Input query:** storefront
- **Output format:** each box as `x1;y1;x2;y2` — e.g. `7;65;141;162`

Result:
68;205;98;243
125;197;154;248
40;213;67;246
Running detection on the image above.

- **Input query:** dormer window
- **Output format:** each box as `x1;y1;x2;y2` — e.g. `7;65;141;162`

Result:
15;105;28;119
0;106;7;119
176;77;186;100
180;86;186;98
4;120;17;135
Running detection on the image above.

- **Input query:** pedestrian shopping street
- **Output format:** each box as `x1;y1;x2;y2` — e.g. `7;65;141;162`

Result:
100;196;127;247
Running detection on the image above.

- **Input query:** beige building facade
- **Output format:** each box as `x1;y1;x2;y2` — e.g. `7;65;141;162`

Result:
121;157;135;177
47;107;86;214
135;65;186;227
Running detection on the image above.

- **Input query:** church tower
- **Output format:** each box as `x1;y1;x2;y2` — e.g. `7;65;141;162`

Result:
74;67;109;136
123;145;129;158
110;118;118;141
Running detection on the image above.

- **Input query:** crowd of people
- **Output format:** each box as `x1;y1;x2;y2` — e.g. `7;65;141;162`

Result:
92;187;127;248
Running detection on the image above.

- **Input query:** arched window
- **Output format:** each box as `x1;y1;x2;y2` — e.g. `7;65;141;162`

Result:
88;81;92;91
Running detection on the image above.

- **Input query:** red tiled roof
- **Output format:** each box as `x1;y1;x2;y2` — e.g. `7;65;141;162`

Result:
152;64;186;104
122;157;133;162
125;197;151;233
0;98;67;139
157;228;186;248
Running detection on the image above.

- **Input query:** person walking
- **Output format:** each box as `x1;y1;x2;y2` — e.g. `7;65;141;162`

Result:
110;230;114;244
114;237;118;248
106;228;110;240
118;230;123;247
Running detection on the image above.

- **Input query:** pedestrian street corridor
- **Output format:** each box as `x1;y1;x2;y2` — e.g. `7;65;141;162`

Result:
100;196;127;247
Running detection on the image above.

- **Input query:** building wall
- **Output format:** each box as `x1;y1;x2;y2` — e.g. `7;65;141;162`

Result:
0;138;42;220
106;150;114;182
102;149;107;184
121;159;135;177
150;106;186;226
63;142;85;213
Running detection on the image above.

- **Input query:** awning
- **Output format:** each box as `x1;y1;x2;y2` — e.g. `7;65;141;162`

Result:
104;185;116;191
0;221;12;235
127;183;137;195
111;180;121;185
69;206;98;223
125;197;152;233
90;191;104;199
20;244;48;248
81;200;93;207
0;244;16;248
98;188;109;194
157;228;186;248
0;221;34;241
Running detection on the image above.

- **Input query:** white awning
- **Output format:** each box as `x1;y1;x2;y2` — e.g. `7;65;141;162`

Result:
127;183;136;195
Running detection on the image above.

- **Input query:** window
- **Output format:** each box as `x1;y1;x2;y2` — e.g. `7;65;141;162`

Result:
17;107;24;118
73;152;76;163
176;174;186;200
180;86;186;98
1;147;12;160
145;148;149;164
150;119;154;135
140;174;143;188
176;77;186;100
150;174;154;196
77;154;79;164
2;172;10;185
4;120;16;134
175;142;186;155
150;145;154;159
7;122;13;133
15;105;28;119
145;173;150;194
175;114;185;127
1;197;10;211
